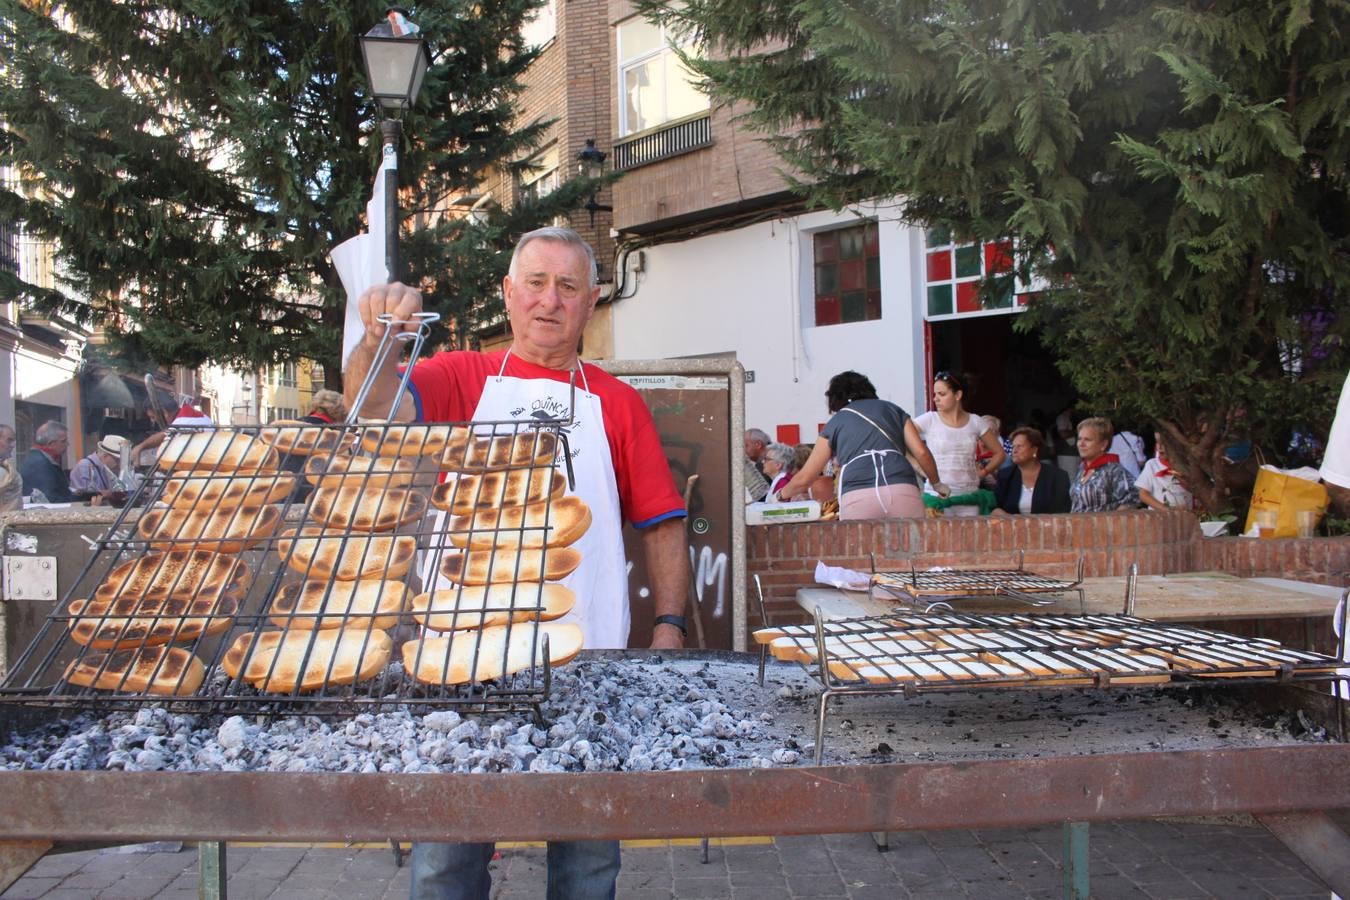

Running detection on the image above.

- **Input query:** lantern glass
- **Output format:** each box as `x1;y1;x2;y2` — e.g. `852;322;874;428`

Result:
360;32;429;111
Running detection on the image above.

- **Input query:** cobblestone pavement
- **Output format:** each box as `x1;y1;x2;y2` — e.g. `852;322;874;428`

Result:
3;816;1342;899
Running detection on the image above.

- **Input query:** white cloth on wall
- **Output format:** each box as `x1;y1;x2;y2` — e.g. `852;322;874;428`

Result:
1321;372;1350;489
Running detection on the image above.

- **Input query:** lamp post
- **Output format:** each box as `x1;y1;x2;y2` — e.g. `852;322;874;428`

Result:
576;139;613;226
359;6;431;283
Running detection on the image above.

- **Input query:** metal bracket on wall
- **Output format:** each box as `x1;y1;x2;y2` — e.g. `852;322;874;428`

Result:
2;557;58;603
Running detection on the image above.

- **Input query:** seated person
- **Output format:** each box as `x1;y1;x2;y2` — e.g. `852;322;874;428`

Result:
761;441;796;500
1136;430;1194;510
1069;416;1139;512
991;427;1071;515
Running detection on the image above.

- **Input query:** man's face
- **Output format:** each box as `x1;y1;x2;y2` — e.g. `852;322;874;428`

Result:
744;433;765;460
49;432;69;460
502;240;599;368
0;429;14;458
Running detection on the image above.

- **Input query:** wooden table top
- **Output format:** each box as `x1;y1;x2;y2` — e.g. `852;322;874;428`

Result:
796;572;1347;623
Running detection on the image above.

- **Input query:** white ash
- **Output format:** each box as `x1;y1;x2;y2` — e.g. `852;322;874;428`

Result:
1;655;1333;773
1;657;793;774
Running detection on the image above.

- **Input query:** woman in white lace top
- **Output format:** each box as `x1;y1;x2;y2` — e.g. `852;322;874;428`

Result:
912;371;1005;515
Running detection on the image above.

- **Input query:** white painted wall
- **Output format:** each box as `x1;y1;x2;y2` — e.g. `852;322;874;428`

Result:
610;199;929;440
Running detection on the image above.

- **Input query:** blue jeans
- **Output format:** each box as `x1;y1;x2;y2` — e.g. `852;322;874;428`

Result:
409;840;620;900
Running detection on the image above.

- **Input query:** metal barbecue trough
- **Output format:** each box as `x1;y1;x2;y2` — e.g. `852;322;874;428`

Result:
0;315;588;719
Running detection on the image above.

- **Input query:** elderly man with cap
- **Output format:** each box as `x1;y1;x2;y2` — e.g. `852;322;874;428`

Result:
69;435;130;505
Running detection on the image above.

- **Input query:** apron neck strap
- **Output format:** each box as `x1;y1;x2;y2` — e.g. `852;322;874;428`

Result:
499;347;591;394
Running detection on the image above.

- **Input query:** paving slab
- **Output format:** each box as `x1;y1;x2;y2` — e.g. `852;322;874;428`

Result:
2;818;1344;899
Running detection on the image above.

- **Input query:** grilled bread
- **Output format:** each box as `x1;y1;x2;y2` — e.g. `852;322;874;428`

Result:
268;579;409;630
137;502;282;554
360;423;456;458
401;622;584;686
157;431;279;474
438;547;582;586
259;420;354;456
277;528;417;581
222;627;392;692
95;550;251;603
307;485;428;533
447;495;591;550
67;593;240;649
430;467;564;516
303;452;416;490
158;472;296;510
411;583;576;631
64;645;206;695
439;426;558;473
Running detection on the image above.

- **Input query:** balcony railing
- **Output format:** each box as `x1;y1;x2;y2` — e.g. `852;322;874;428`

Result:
613;113;712;171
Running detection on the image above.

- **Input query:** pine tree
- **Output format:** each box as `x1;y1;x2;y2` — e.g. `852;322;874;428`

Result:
655;0;1350;514
0;0;595;387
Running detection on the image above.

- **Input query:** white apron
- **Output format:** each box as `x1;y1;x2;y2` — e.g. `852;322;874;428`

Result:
433;351;630;649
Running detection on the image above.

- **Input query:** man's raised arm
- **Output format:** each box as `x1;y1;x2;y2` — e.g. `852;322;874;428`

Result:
342;282;424;422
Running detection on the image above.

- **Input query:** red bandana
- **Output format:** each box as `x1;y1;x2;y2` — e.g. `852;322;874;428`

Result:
1081;453;1120;475
1155;449;1172;479
308;411;335;424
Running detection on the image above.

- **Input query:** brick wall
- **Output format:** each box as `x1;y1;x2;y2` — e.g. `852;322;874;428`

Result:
482;1;615;269
606;2;796;231
746;510;1350;628
1199;533;1350;585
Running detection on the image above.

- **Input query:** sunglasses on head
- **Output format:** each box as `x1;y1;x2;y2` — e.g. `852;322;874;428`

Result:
934;371;964;391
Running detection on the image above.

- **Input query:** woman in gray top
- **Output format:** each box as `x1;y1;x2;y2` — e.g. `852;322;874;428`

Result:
774;371;948;520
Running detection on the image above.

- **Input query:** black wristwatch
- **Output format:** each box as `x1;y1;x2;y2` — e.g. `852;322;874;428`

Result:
653;614;688;637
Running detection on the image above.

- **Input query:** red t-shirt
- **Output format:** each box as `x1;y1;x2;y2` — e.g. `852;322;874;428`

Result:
408;350;684;528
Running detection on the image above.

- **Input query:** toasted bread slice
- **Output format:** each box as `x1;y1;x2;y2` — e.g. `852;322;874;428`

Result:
438;547;582;586
360;423;456;458
307;485;428;533
259;420;355;456
159;472;296;510
137;503;282;554
430;467;564;516
439;427;559;472
402;622;584;686
64;645;206;696
411;583;576;631
95;550;251;603
277;528;417;581
67;593;240;649
222;628;392;692
447;496;591;550
268;579;409;630
157;431;279;474
303;453;416;490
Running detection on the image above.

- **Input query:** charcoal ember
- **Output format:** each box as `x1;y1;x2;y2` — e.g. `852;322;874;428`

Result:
423;711;461;733
547;717;577;742
771;749;800;765
217;717;250;750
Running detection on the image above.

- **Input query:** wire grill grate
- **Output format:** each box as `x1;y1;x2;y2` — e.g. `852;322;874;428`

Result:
0;416;584;718
754;609;1348;764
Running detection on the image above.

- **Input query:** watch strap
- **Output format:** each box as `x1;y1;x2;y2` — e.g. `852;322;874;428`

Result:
653;614;688;637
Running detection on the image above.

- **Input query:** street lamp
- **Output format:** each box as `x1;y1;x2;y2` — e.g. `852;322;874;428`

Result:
576;139;613;226
359;6;431;283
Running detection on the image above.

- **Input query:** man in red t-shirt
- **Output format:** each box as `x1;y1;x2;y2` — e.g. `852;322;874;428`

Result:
345;226;688;900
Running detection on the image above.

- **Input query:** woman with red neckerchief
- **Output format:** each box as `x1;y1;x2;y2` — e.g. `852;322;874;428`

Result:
1069;416;1139;512
1135;429;1194;510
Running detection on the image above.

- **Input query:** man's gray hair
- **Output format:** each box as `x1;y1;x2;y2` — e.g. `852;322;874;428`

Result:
34;420;68;445
509;227;598;288
745;428;770;446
